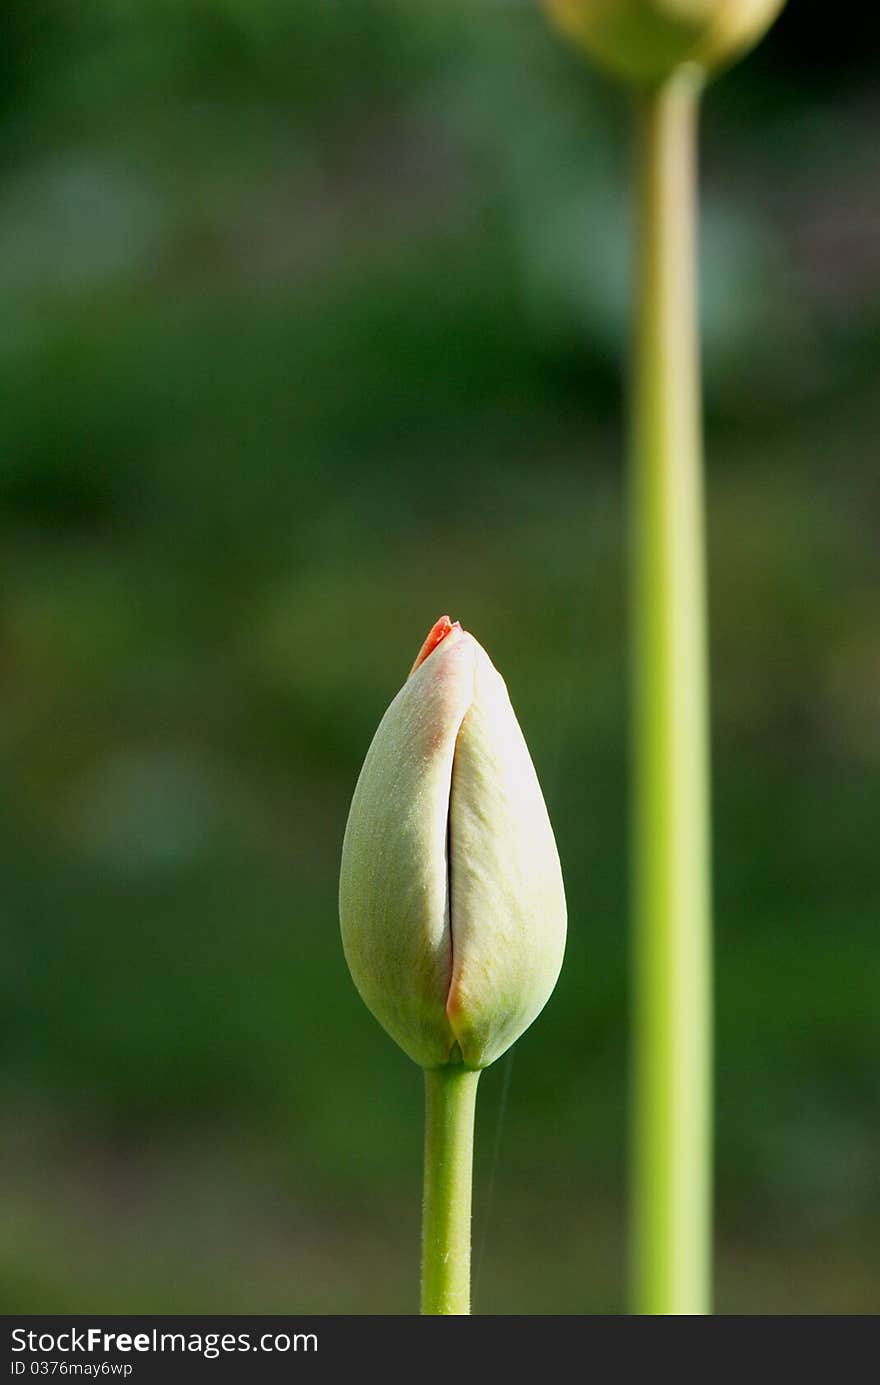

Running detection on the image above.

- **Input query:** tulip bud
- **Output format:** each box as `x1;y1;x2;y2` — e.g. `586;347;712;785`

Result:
339;616;566;1071
542;0;786;86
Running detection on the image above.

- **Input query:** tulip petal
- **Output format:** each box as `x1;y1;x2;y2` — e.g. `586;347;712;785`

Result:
408;614;461;677
339;627;476;1067
446;647;567;1069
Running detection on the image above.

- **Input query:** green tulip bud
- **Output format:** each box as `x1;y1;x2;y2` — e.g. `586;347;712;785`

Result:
340;616;567;1071
542;0;786;86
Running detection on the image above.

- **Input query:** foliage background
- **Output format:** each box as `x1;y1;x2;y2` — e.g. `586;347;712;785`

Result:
2;1;878;1313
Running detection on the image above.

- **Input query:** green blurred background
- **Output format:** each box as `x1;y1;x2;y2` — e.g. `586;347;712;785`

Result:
1;1;878;1314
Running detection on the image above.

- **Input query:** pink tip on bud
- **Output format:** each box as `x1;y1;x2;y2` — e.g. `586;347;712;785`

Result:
408;615;461;678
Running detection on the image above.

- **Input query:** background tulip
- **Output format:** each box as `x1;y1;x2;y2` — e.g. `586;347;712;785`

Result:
543;0;786;85
543;0;786;1318
339;615;567;1311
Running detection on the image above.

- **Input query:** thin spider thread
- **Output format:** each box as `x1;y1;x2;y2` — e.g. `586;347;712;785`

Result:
474;1046;514;1304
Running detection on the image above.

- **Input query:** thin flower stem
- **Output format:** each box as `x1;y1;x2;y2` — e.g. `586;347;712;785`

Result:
629;68;713;1316
421;1065;481;1315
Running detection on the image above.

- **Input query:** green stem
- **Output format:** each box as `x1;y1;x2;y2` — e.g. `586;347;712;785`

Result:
629;68;713;1316
421;1064;481;1315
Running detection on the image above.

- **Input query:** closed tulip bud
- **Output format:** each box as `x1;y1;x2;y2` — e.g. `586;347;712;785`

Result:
340;616;566;1071
542;0;786;85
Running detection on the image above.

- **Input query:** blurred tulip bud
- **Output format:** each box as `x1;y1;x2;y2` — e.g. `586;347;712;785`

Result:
340;616;567;1071
542;0;786;85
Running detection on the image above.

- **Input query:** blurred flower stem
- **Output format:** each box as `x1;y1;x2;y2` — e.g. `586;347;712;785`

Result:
421;1066;481;1315
629;67;712;1315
